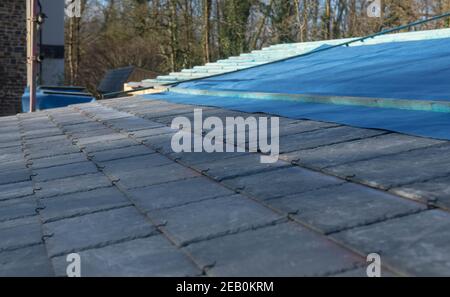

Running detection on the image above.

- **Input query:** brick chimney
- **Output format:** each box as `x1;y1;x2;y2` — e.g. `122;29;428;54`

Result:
0;0;27;116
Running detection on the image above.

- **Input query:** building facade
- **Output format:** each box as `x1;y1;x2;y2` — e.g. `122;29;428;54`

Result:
0;1;27;116
0;0;64;116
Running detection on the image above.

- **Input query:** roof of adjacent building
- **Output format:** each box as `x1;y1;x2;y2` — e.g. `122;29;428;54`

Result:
1;94;450;277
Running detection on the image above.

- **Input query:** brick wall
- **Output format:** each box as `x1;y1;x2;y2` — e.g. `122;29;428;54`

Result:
0;1;26;116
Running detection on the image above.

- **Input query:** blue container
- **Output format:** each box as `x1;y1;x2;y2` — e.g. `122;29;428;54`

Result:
22;86;95;112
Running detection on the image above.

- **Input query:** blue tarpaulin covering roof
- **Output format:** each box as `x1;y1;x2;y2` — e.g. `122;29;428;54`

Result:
22;86;95;112
177;38;450;101
146;35;450;140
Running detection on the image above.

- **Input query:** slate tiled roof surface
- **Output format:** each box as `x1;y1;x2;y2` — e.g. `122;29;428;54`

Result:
1;95;450;277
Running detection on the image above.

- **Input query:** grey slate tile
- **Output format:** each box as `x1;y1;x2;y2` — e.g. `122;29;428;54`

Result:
0;159;28;172
326;143;450;190
23;128;62;140
223;167;344;200
171;151;250;167
332;210;450;276
185;222;362;276
129;177;234;212
52;236;200;277
43;206;158;258
0;198;37;222
230;119;338;147
75;133;127;146
0;141;22;149
0;217;42;252
142;132;179;154
0;245;54;277
114;163;200;189
0;215;37;229
149;195;283;246
390;175;450;209
39;187;131;223
152;108;238;126
24;139;73;150
195;154;291;181
136;108;195;120
25;135;68;145
278;126;386;153
25;144;81;159
278;120;339;136
90;145;155;163
51;116;92;126
61;121;106;133
0;181;34;201
33;161;99;182
267;183;426;234
29;153;88;169
68;128;113;139
218;117;297;134
0;145;23;155
0;152;24;164
281;133;444;169
142;107;198;121
0;169;32;186
91;111;133;121
81;138;137;153
35;173;112;198
0;133;21;144
105;117;164;132
101;154;173;177
130;126;178;139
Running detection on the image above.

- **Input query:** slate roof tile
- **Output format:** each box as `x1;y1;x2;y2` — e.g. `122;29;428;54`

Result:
185;222;363;276
43;206;159;257
0;245;54;277
332;210;450;276
128;176;234;212
326;143;450;190
90;145;155;163
0;181;34;201
281;133;444;170
222;166;344;200
0;217;43;252
390;175;450;209
113;163;200;189
0;169;32;186
38;187;131;223
33;161;99;182
51;236;201;277
194;154;291;181
148;194;285;247
0;197;37;223
29;153;88;169
35;173;112;199
266;183;426;234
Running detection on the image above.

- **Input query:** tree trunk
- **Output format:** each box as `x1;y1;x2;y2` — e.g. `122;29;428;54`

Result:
203;0;212;63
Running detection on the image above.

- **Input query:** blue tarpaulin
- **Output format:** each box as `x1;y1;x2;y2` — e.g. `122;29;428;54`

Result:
22;86;95;112
145;37;450;140
178;38;450;101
